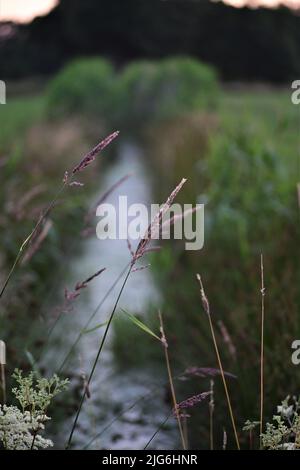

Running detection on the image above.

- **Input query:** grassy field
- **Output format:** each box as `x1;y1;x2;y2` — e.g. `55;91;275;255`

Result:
114;86;300;448
0;61;299;449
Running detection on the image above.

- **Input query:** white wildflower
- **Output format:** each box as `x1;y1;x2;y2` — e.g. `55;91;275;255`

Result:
0;405;53;450
277;405;294;419
0;369;68;450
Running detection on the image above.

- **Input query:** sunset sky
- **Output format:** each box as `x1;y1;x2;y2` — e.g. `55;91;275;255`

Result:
0;0;58;23
222;0;300;7
0;0;299;23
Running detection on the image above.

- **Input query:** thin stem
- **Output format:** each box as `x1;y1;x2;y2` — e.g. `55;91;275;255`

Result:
84;384;159;449
66;266;132;449
143;412;172;450
209;380;214;450
30;430;38;451
260;253;265;446
57;263;130;373
207;314;240;449
0;364;6;404
183;415;189;449
222;428;227;450
209;410;213;450
24;175;130;362
30;412;47;450
0;183;67;301
84;368;196;450
196;274;240;450
158;311;187;450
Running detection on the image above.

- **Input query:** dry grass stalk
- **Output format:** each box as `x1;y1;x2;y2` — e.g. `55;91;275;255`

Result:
57;264;129;373
0;340;6;404
218;320;237;361
82;174;132;238
13;184;46;220
64;267;106;303
209;379;215;450
260;253;266;446
72;131;119;174
158;310;187;450
0;132;119;301
133;178;187;264
85;173;132;225
196;274;240;450
66;178;187;448
181;366;236;380
21;219;53;265
223;428;227;450
176;391;211;411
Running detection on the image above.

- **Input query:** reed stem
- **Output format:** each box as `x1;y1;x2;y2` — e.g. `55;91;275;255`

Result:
66;266;132;449
57;263;130;373
158;311;187;450
260;253;265;446
196;274;240;450
209;379;214;450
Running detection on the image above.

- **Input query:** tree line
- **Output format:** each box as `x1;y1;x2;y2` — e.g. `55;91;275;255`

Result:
0;0;299;82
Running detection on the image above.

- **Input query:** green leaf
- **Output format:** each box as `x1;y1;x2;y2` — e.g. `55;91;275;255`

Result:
82;321;108;335
25;350;41;377
122;309;161;341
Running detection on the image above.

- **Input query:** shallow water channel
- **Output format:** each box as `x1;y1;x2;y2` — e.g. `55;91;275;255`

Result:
43;143;177;450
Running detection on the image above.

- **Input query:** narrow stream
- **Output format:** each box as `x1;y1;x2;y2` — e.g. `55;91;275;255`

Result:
44;143;177;450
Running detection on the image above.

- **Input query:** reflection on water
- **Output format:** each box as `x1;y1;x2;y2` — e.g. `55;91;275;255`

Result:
44;143;177;449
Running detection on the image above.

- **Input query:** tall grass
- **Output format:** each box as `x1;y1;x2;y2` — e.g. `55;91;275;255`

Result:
158;311;187;450
196;274;240;450
1;62;298;450
66;178;187;448
0;132;119;302
259;254;266;446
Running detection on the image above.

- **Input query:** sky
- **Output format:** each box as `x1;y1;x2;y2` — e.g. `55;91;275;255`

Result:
0;0;58;23
0;0;299;23
222;0;300;7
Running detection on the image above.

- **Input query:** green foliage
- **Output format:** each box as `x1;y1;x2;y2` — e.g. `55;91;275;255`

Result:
0;95;45;152
142;89;299;448
261;396;300;450
0;95;103;374
46;58;116;118
45;57;218;126
113;310;163;367
117;58;218;126
242;420;260;433
12;369;69;413
122;309;161;341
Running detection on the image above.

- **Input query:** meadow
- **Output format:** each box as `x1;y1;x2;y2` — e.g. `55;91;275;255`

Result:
0;58;299;450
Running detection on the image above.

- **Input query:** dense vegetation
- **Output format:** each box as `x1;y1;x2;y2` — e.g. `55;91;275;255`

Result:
1;0;300;82
0;57;299;449
46;57;218;124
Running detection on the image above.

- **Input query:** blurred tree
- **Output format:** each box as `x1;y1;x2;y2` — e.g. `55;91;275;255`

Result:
0;0;299;81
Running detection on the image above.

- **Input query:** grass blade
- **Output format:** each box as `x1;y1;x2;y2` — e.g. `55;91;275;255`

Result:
122;309;161;341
